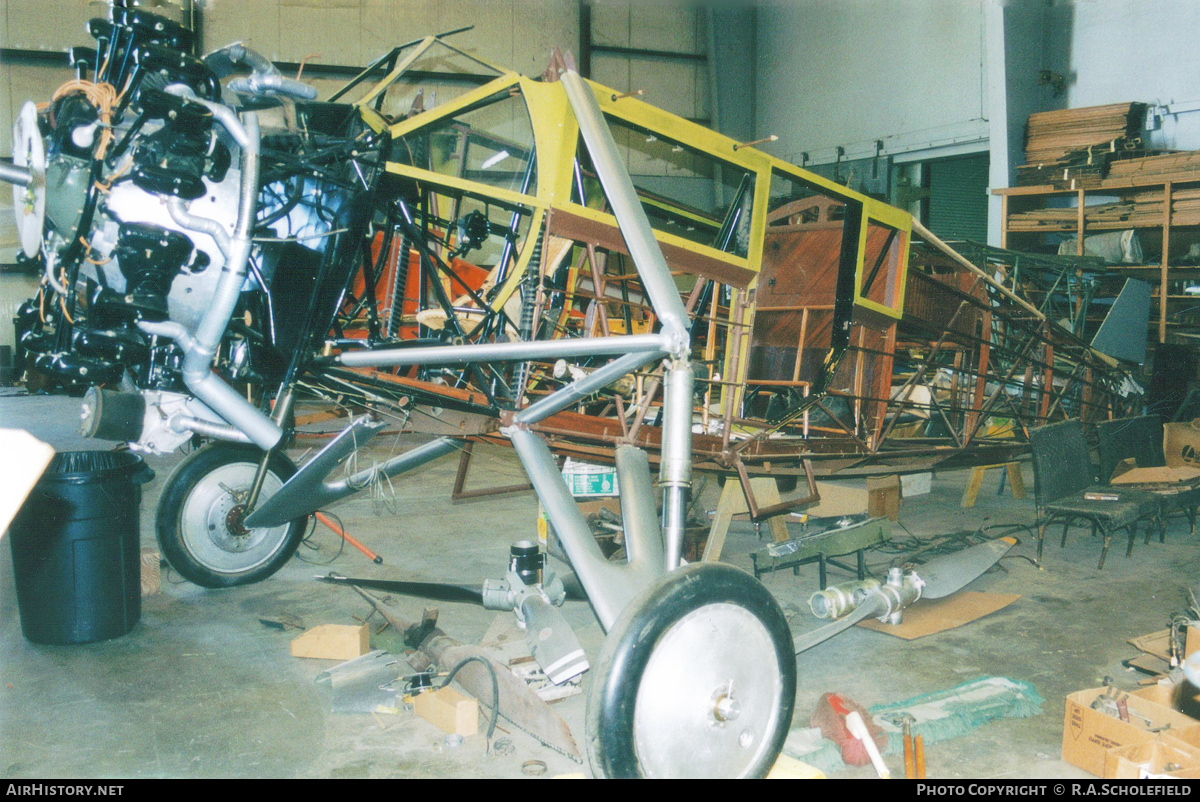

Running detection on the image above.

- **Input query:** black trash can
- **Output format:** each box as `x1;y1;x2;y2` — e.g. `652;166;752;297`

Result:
9;450;154;645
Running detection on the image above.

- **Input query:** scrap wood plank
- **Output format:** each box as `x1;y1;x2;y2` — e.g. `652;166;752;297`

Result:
0;429;54;536
1128;628;1172;662
413;686;479;736
351;589;581;760
291;624;370;660
1123;652;1170;679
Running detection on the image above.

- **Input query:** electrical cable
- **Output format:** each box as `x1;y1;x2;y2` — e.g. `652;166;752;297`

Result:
438;655;500;754
296;510;348;565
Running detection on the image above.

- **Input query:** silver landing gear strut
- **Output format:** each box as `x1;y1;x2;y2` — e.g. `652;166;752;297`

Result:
264;63;795;777
509;364;796;779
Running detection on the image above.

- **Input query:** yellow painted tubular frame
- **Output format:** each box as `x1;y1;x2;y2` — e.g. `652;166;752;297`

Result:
854;199;912;319
354;36;439;112
576;77;767;275
384;162;546;213
386;73;522;139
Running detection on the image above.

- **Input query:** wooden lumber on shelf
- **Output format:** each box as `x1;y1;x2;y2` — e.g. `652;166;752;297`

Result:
1008;186;1200;232
1108;151;1200;182
1024;103;1146;164
1019;102;1147;187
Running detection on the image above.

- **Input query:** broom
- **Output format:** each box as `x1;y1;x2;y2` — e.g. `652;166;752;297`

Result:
870;676;1044;755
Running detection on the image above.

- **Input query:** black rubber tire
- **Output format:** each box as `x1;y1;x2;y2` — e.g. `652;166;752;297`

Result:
156;443;306;589
586;563;796;778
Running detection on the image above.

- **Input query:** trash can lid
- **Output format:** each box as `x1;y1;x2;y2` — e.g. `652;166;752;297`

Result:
42;450;146;484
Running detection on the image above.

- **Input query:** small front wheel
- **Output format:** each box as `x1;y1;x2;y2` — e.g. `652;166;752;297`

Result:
586;563;796;778
156;443;306;588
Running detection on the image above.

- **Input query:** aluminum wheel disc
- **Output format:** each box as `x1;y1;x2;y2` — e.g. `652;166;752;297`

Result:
631;602;786;778
179;462;291;575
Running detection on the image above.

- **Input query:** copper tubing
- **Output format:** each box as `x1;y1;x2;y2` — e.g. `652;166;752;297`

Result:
904;732;915;779
914;734;926;779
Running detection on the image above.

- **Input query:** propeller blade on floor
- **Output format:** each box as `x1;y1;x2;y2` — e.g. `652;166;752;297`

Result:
792;595;887;655
318;573;485;604
915;536;1017;599
519;594;589;683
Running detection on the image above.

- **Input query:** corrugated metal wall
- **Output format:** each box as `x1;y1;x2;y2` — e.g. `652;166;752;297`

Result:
927;153;989;244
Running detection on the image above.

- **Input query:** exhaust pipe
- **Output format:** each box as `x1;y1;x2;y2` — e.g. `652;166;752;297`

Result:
0;161;33;187
139;92;281;450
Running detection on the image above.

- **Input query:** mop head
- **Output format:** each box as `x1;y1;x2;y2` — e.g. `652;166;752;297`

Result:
782;727;846;775
870;676;1044;755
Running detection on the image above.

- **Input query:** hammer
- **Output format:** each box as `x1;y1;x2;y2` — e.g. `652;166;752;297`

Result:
891;713;917;779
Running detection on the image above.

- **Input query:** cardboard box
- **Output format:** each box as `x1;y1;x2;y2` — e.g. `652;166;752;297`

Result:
1163;422;1200;469
561;458;619;497
806;481;868;517
1132;684;1200;712
1104;735;1200;779
900;472;933;497
1110;465;1200;485
867;475;900;521
1161;723;1200;751
1062;687;1199;776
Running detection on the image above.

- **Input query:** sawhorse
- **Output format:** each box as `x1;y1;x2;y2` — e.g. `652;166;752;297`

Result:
961;462;1026;508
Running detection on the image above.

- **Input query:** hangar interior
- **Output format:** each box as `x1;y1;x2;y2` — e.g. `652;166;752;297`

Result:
3;0;1200;781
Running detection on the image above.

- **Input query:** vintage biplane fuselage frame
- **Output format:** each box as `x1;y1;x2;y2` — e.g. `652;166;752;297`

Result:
292;39;1138;506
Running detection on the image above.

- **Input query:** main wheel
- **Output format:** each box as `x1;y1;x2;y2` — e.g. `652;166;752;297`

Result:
586;563;796;778
156;443;306;588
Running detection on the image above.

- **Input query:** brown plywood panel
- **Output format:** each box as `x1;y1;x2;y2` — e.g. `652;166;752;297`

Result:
857;592;1021;639
759;229;842;307
437;1;514;68
512;0;578;77
203;0;281;58
279;5;362;65
901;269;980;342
548;209;753;288
6;0;99;51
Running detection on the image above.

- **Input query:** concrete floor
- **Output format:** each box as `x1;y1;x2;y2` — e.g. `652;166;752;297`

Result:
1;393;1196;779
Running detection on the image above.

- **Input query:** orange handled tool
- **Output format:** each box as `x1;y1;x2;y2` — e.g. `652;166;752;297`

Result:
315;511;383;564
